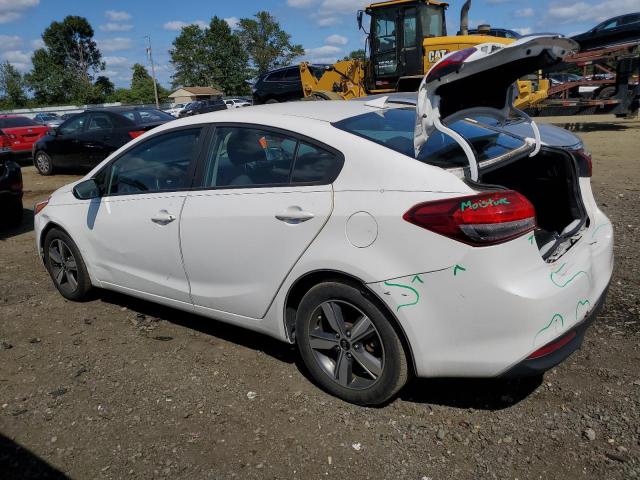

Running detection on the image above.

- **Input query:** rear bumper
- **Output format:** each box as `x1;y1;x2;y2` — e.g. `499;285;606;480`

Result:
501;283;608;377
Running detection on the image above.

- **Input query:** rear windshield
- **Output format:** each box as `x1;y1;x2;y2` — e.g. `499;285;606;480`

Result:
120;109;174;124
332;107;526;168
0;117;39;128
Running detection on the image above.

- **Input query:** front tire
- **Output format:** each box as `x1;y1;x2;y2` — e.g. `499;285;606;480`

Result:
34;151;54;176
43;228;92;301
296;282;409;405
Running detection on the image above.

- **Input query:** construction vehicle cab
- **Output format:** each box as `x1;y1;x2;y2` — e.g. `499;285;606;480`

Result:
361;0;512;92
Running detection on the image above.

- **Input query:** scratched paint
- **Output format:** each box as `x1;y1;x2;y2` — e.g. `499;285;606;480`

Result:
383;280;420;311
550;262;589;288
590;223;612;241
533;313;564;347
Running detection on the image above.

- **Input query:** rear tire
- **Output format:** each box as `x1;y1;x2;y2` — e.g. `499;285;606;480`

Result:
597;86;616;100
296;281;409;405
34;151;54;176
5;197;23;227
43;228;92;301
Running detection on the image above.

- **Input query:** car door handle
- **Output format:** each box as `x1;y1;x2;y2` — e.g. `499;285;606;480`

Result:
275;207;314;224
151;210;177;225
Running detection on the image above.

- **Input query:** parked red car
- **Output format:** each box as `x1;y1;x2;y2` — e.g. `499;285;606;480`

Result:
0;115;49;157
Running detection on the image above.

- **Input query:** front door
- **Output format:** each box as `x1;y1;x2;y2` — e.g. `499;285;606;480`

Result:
87;127;204;304
51;113;88;167
180;125;341;319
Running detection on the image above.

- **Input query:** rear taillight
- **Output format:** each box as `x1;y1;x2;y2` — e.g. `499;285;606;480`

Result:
573;148;592;177
527;330;577;359
426;47;476;82
34;198;49;215
128;130;145;139
403;190;536;246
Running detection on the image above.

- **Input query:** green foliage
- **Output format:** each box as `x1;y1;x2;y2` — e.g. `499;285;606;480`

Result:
25;15;104;105
343;49;366;61
237;12;305;76
170;18;250;95
0;61;27;108
112;64;168;104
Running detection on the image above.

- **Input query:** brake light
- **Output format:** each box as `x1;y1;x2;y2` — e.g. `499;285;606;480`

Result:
128;130;145;139
426;47;476;82
573;148;592;177
527;330;577;359
403;190;536;246
34;198;49;215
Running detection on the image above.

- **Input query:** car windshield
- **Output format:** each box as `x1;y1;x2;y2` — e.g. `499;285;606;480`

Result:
0;117;39;128
120;109;174;124
333;107;526;168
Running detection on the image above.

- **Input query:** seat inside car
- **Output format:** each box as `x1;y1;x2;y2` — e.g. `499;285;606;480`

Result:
218;130;268;186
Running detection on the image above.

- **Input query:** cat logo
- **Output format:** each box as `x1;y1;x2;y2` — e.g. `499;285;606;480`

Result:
427;49;449;63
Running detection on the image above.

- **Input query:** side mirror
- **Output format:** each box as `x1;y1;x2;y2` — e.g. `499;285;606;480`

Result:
73;178;101;200
357;10;363;31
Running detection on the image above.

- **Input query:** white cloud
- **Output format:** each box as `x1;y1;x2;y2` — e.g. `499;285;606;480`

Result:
224;16;239;29
100;22;133;32
319;0;366;14
30;38;44;49
163;20;207;31
0;0;39;24
0;35;22;51
317;16;340;27
105;10;131;21
287;0;315;6
515;27;533;35
326;34;348;46
103;56;130;67
98;37;133;52
547;0;638;23
303;44;343;64
514;7;534;18
1;49;31;71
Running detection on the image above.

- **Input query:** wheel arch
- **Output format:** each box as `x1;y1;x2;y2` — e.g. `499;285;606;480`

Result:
283;269;417;376
38;221;69;260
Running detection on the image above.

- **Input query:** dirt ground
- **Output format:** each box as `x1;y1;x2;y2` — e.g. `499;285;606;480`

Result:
1;114;639;479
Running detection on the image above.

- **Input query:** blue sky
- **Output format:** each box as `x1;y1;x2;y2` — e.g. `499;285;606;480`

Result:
0;0;638;88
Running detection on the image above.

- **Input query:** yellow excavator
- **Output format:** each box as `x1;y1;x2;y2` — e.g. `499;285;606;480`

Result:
299;0;550;108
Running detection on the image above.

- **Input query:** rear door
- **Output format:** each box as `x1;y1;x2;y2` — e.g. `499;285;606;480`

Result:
180;125;342;319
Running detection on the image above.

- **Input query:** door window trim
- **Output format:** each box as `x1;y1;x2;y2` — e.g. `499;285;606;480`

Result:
191;122;345;191
92;124;209;198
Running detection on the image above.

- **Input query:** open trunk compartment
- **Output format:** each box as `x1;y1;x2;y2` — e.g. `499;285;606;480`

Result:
479;147;588;260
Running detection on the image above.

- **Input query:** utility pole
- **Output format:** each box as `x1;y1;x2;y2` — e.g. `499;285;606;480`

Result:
145;35;160;109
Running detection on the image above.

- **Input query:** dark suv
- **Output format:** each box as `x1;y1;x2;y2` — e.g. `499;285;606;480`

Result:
178;98;228;117
252;65;328;104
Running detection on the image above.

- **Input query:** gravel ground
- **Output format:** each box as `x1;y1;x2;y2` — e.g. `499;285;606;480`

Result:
1;114;639;479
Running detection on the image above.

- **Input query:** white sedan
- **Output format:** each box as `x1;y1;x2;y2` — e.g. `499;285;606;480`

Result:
225;98;251;108
164;103;186;117
34;37;613;405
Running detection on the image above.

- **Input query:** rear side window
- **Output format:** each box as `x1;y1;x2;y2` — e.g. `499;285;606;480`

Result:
283;68;300;81
106;128;201;195
88;113;114;131
332;107;526;168
199;126;342;188
121;109;174;124
0;117;38;128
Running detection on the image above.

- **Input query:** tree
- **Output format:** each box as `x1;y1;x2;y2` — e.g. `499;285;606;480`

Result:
0;61;27;107
237;12;304;76
26;16;104;104
124;64;168;104
94;76;115;99
343;49;366;61
170;18;250;95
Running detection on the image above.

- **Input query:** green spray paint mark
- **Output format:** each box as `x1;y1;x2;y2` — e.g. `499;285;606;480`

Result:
550;262;589;288
590;223;611;241
383;281;420;311
528;234;535;244
411;275;424;284
575;299;591;322
453;264;466;276
534;313;564;346
460;197;510;212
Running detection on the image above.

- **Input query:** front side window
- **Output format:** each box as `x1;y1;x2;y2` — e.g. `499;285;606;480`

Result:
105;128;201;195
59;114;87;135
200;126;342;188
88;113;114;131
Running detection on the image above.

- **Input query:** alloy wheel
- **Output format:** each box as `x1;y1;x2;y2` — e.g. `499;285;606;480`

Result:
48;239;79;294
307;300;385;390
36;153;50;174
